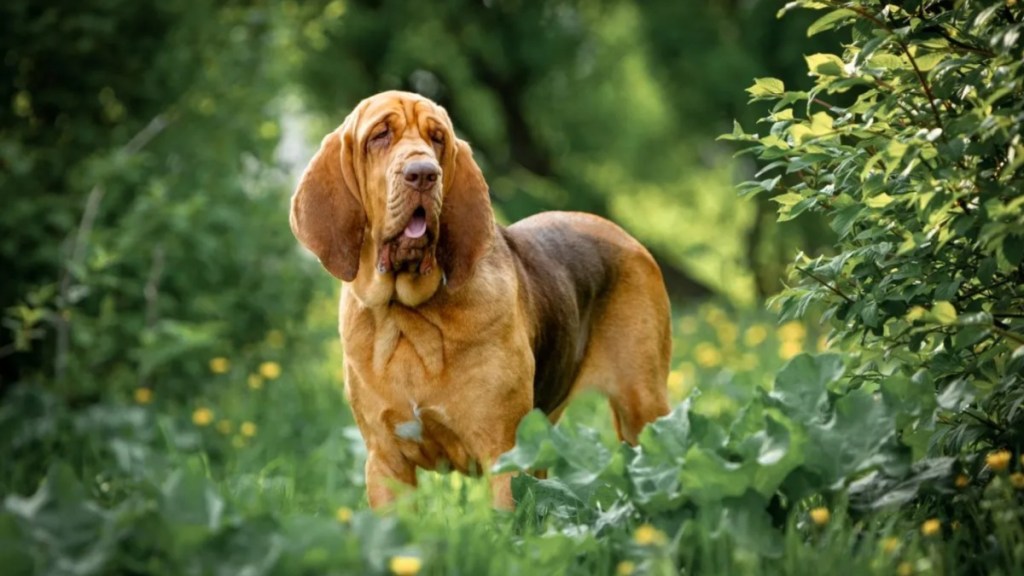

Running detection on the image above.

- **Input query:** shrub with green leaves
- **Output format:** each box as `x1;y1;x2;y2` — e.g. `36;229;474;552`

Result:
724;1;1023;468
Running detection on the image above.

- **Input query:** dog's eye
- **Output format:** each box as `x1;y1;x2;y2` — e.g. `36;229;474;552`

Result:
430;131;445;145
369;126;390;146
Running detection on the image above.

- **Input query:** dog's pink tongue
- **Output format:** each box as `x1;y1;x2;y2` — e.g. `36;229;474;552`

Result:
404;213;427;239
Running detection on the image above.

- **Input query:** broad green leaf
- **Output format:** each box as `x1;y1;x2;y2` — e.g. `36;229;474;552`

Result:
868;53;905;69
773;108;794;120
831;204;864;238
515;477;592;523
804;389;901;487
931;301;957;325
679;444;754;503
747;77;785;98
739;408;807;497
808;111;834;135
493;410;559;473
789;123;813;144
773;192;820;222
807;9;857;37
714;492;784;558
805;53;845;76
3;462;113;574
936;379;975;411
626;404;693;512
849;458;954;510
769;353;846;422
865;193;894;208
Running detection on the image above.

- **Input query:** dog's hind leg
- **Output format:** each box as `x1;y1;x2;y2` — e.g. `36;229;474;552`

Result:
575;253;672;445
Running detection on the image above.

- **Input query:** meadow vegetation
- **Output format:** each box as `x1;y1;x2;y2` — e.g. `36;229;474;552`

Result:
2;1;1023;574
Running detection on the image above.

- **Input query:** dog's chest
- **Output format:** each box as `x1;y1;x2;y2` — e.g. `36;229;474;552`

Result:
344;306;474;469
365;307;444;378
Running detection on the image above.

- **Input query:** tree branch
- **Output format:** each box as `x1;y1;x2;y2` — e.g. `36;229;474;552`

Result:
795;265;854;303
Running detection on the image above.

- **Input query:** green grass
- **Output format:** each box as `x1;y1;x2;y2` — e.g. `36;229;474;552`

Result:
2;300;1022;575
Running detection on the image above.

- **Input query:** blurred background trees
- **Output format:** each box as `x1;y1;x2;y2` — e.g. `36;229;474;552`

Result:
1;0;833;395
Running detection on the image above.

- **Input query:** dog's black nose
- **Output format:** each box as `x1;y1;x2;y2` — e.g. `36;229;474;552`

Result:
403;160;440;191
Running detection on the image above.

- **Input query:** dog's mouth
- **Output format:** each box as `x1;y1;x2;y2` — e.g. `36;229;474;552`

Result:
403;207;428;240
377;205;438;275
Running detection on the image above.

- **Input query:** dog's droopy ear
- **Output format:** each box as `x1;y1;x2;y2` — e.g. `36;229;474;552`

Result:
438;139;494;291
290;127;366;281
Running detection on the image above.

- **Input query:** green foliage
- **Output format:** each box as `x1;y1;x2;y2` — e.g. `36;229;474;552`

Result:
1;0;320;404
729;0;1024;453
722;0;1024;544
4;1;1024;574
495;352;917;558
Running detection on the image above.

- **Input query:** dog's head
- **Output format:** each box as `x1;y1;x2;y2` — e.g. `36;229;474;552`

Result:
290;91;493;296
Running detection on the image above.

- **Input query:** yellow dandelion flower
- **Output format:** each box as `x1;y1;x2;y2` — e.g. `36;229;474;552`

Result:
897;561;913;576
335;506;353;523
779;340;802;360
986;449;1012;472
248;374;264;390
209;357;230;374
920;518;941;537
216;419;233;435
633;523;667;546
777;321;806;343
744;324;768;347
240;421;257;437
192;407;214;426
667;370;685;396
616;560;635;576
389;555;422;576
702;305;726;325
259;361;282;380
716;321;738;346
694;343;722;368
133;387;153;405
881;536;901;554
954;474;969;489
1010;472;1024;489
810;507;830;526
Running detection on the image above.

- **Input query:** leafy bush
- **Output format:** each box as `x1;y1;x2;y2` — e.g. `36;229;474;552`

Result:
720;0;1024;541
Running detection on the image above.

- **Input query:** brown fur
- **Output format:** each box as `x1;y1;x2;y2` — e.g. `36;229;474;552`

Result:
291;91;671;508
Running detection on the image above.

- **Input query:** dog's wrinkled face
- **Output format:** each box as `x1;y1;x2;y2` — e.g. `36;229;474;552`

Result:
353;94;457;277
290;91;494;304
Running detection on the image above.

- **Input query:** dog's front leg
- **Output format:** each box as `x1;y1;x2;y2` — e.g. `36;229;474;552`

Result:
365;449;416;508
489;472;515;510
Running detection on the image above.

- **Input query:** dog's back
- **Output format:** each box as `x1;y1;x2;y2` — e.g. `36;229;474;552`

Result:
504;212;670;426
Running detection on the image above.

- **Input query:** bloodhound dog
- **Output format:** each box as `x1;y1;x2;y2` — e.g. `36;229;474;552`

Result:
290;91;670;509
